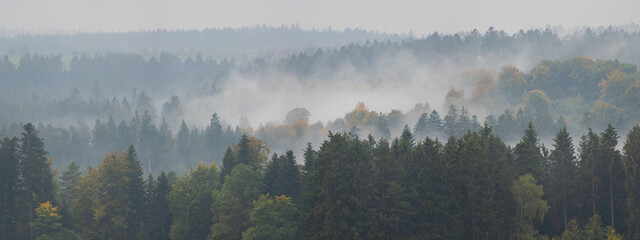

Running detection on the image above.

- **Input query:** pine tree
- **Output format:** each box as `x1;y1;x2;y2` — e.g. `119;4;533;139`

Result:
623;125;640;239
20;123;55;240
0;137;20;239
548;127;577;233
210;164;262;240
443;105;458;138
168;162;220;240
302;143;315;174
264;151;301;200
427;110;443;138
221;146;236;179
577;128;602;220
59;162;81;229
177;120;191;165
236;134;252;166
513;123;544;179
413;112;429;138
146;172;172;240
600;124;624;230
372;138;414;239
304;133;375;239
412;137;456;239
124;145;146;239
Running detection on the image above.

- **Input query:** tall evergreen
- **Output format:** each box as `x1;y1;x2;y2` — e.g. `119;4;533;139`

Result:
236;134;253;167
426;110;443;139
221;146;236;178
623;125;640;239
0;137;20;239
372;139;414;239
577;128;602;220
59;162;81;229
413;112;429;138
302;143;315;174
124;145;146;239
168;163;220;240
305;133;375;239
513;123;544;179
599;124;624;230
263;151;301;200
210;164;262;240
548;127;577;233
20;123;55;240
145;172;172;240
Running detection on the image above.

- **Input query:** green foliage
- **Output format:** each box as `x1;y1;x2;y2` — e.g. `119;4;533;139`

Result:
144;172;172;240
168;162;220;240
512;174;549;240
623;125;640;239
20;123;56;239
372;138;415;239
210;164;262;240
0;137;20;239
32;201;62;238
242;194;300;240
514;123;544;179
304;132;375;240
263;151;301;200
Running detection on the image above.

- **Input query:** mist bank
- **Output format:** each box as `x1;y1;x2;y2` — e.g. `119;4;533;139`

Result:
0;25;406;58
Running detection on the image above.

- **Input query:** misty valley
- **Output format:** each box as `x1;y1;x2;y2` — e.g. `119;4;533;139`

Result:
2;25;640;240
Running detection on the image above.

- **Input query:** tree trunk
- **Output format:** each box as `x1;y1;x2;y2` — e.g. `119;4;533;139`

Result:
610;165;615;230
562;180;567;232
592;174;596;216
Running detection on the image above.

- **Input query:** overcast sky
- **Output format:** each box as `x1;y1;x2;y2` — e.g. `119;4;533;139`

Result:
1;0;639;35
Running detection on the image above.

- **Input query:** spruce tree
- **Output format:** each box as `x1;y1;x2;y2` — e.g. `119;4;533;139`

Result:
372;138;414;239
413;112;429;138
514;123;544;179
0;137;20;239
600;124;624;230
20;123;55;240
59;162;81;229
577;129;602;220
623;125;640;239
221;146;236;178
124;145;146;239
548;127;577;233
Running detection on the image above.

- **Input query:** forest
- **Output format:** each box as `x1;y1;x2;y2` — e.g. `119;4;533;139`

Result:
2;25;640;239
3;121;640;239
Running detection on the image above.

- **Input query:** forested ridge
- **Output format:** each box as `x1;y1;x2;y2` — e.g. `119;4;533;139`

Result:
3;25;640;240
3;120;640;239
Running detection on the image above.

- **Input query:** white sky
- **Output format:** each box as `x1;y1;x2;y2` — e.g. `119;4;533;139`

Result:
1;0;639;35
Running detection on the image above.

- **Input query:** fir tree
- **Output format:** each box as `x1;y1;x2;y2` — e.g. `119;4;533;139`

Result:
623;125;640;239
20;123;55;240
548;127;577;233
0;137;20;239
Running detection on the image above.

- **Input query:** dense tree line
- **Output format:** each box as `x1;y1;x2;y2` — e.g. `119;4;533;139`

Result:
4;121;640;239
2;26;640;104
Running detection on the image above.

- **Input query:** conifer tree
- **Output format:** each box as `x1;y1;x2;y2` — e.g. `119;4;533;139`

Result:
623;125;640;239
221;146;236;178
168;162;220;240
514;123;544;179
124;145;146;239
264;151;301;200
210;164;262;240
20;123;55;239
372;138;414;239
59;162;81;228
577;128;602;219
0;137;20;239
600;124;624;230
548;127;577;233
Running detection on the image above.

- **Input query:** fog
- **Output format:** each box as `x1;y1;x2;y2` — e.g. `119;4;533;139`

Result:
2;0;639;36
